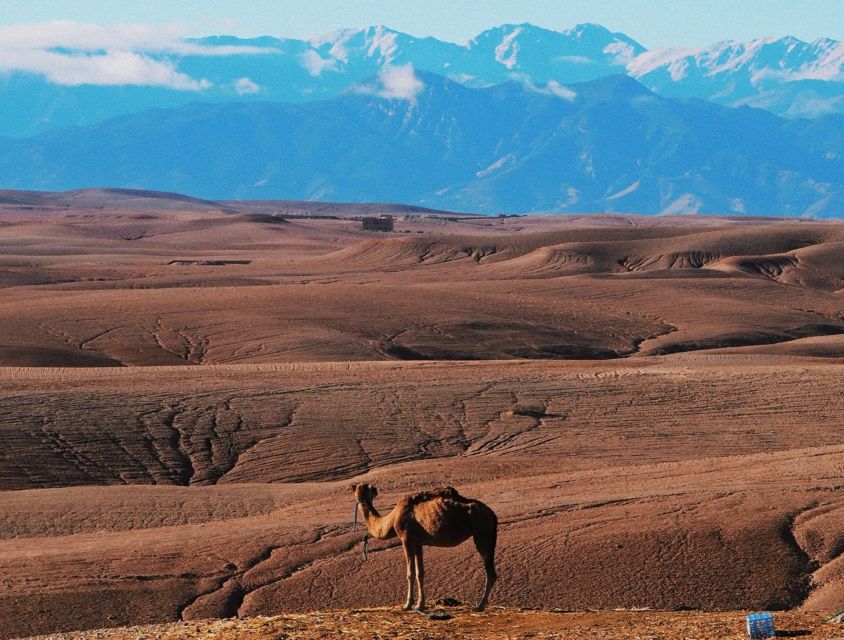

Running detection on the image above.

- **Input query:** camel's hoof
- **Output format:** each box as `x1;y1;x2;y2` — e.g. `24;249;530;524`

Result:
402;603;413;611
473;605;487;612
414;604;427;612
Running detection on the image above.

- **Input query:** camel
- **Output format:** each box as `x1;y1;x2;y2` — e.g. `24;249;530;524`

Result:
351;483;498;611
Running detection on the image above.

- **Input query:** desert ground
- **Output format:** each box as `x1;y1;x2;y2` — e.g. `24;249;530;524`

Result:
1;190;843;638
18;609;844;640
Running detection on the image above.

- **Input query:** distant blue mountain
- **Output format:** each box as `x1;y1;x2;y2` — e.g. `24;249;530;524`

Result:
1;72;842;216
2;23;843;138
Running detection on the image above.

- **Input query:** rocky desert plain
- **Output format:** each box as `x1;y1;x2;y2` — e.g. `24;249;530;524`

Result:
1;189;844;639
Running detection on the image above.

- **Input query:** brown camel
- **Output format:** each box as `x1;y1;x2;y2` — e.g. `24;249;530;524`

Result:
351;483;498;611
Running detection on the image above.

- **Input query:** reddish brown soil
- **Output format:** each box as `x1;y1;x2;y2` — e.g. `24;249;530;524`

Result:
1;206;841;366
1;201;843;638
17;608;844;640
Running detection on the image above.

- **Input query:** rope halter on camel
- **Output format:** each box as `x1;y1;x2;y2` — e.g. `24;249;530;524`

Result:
353;499;369;560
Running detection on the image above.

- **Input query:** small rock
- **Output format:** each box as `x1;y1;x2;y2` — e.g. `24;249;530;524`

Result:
436;597;461;607
425;610;453;621
827;610;844;624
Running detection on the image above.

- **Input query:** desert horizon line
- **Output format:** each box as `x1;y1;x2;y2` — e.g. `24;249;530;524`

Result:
2;186;837;220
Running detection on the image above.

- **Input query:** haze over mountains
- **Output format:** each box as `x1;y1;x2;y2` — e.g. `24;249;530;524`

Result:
3;72;844;216
2;22;844;215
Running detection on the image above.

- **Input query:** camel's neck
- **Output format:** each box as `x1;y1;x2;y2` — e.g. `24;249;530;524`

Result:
358;500;397;540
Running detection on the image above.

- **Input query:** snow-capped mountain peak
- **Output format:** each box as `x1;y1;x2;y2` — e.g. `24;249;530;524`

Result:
628;34;844;83
494;25;523;69
3;22;844;141
308;25;402;64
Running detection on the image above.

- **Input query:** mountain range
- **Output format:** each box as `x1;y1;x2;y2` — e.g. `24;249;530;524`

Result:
2;23;844;139
2;71;842;216
1;22;844;215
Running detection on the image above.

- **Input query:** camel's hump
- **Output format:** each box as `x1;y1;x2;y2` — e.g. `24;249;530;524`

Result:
407;486;464;504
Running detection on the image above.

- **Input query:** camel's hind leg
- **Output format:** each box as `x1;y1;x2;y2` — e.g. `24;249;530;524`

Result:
414;543;426;611
401;540;416;610
472;521;497;611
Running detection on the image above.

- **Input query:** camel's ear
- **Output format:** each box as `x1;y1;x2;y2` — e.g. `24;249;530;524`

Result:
349;483;358;492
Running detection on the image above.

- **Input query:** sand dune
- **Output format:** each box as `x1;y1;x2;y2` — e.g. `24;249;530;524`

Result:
0;205;842;366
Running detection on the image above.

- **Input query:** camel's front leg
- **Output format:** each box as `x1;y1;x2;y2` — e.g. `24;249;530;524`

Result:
414;544;426;611
401;540;416;610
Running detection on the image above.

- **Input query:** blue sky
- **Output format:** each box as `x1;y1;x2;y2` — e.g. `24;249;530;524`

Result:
3;0;843;48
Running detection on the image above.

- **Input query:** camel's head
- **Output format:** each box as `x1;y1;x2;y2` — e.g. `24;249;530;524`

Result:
351;482;378;504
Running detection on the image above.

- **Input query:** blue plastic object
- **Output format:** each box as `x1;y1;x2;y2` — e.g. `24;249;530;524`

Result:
746;612;775;638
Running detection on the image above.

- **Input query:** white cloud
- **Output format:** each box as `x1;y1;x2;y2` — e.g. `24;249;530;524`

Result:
753;63;844;84
0;20;274;90
545;80;577;101
356;63;424;102
514;75;577;101
378;64;424;100
0;48;209;89
782;95;844;118
299;49;339;76
0;20;271;56
555;55;592;64
234;77;261;94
